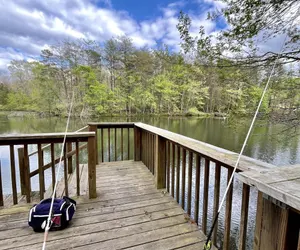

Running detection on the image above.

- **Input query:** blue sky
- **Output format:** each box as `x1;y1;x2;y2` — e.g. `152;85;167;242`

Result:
0;0;227;70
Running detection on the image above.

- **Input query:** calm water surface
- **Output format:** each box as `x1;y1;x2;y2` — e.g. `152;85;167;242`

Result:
1;115;299;249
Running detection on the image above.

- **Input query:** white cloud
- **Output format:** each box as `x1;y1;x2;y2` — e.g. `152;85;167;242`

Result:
0;0;217;70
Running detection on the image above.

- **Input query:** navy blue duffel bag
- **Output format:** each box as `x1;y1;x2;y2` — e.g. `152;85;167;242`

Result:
28;196;76;232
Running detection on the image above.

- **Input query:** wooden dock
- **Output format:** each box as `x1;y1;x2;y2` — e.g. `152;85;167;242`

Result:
0;161;213;250
1;122;300;249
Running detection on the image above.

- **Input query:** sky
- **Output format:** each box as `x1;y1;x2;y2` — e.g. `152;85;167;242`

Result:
0;0;227;71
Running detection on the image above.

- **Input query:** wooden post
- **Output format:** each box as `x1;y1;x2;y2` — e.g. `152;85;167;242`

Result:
254;194;289;250
134;126;142;161
67;142;73;174
88;135;97;198
213;162;221;243
23;144;31;203
10;145;17;205
238;184;250;250
38;144;45;200
154;135;166;189
224;167;233;250
202;158;210;234
88;124;98;164
18;147;26;195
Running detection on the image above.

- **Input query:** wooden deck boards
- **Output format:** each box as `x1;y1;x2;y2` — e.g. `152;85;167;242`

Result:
0;160;211;249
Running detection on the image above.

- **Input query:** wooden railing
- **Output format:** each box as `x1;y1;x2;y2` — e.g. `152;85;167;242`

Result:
0;131;96;206
132;122;300;250
88;122;135;164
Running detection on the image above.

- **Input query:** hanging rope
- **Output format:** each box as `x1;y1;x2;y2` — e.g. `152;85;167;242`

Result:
203;8;300;250
42;92;75;250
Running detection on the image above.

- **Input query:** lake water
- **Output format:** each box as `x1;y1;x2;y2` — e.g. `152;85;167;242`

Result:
1;115;299;249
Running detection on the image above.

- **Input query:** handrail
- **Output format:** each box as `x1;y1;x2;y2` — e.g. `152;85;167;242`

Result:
0;132;95;145
134;122;273;172
27;125;88;157
88;122;134;128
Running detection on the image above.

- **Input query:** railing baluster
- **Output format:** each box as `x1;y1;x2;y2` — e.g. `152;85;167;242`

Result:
166;141;170;192
176;145;180;203
0;161;3;206
18;147;25;195
67;142;73;173
121;128;124;161
9;145;17;205
238;183;250;250
202;158;210;234
76;141;80;196
171;143;175;198
187;151;193;215
181;148;186;209
194;154;201;223
23;144;31;203
128;128;130;160
152;134;155;174
37;144;44;200
213;162;221;243
115;128;117;161
51;143;55;193
89;125;98;164
108;128;111;162
101;128;104;162
64;144;68;197
224;167;233;250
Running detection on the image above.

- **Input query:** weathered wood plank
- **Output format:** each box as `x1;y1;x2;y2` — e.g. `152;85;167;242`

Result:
166;141;170;192
194;154;201;224
171;143;175;198
187;151;193;215
134;123;273;172
101;128;104;162
50;143;55;193
9;145;17;205
238;184;250;250
176;145;180;203
134;126;141;161
202;158;209;234
37;144;45;200
0;132;94;146
17;147;26;195
155;135;166;189
126;231;205;250
23;144;31;203
181;148;186;209
223;167;233;250
213;162;221;243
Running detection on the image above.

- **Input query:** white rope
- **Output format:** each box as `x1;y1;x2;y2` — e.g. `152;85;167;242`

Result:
216;9;300;216
42;92;75;250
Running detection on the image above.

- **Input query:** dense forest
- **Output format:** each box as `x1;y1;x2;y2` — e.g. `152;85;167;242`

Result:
0;0;299;120
0;36;298;118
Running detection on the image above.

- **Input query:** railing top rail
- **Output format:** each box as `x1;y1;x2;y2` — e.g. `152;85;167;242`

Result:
0;132;95;145
88;122;134;128
134;122;274;172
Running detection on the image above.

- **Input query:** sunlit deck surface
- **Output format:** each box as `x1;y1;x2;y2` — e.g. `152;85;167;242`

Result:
0;161;212;250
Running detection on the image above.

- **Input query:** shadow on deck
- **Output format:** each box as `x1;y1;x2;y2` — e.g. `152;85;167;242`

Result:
0;160;213;250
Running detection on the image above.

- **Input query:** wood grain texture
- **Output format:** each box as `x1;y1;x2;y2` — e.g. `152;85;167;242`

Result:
194;154;201;224
9;145;17;205
187;151;193;215
238;184;250;250
213;162;221;243
0;160;211;250
202;158;209;234
223;167;233;250
181;148;186;209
